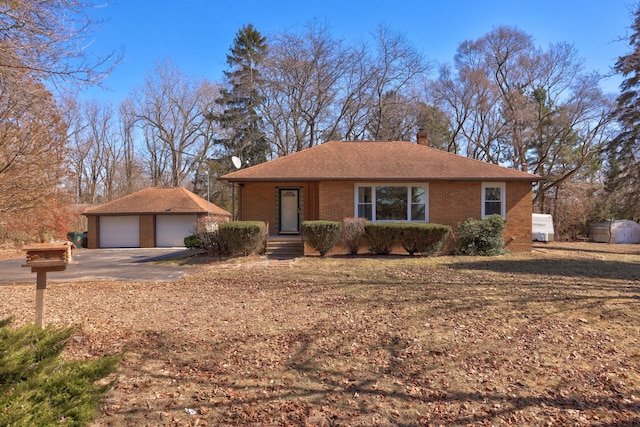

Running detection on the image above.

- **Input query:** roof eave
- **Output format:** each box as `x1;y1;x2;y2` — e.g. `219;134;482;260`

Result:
222;176;541;183
82;210;216;216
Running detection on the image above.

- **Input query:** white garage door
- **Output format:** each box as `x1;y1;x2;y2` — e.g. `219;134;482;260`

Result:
156;215;197;247
100;216;139;248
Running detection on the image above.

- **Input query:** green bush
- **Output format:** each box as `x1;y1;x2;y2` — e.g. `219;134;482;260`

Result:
454;214;506;256
364;223;399;255
398;223;451;256
184;234;201;249
184;232;228;256
0;318;119;426
341;218;367;255
302;221;342;256
219;221;267;256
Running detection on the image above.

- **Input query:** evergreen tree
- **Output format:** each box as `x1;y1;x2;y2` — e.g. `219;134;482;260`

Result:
610;5;640;220
216;24;269;166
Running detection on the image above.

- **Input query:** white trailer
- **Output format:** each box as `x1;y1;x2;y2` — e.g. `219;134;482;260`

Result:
532;213;554;242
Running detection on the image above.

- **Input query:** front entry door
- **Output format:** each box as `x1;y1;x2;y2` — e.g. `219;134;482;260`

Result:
279;189;300;233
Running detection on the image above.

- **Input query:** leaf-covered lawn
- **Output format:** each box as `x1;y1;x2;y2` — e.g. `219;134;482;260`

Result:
1;242;639;426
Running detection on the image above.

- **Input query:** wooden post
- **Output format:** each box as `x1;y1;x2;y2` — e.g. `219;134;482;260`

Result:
22;243;73;328
35;271;47;327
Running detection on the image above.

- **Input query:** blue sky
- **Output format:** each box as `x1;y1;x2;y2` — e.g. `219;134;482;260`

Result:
81;0;634;104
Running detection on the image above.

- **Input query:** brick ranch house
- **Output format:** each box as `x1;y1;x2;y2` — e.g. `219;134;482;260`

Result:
221;138;541;252
83;187;231;248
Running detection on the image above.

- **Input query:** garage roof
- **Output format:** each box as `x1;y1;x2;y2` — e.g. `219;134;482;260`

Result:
83;187;231;217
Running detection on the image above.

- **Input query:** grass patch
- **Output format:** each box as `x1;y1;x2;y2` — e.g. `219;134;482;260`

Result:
0;319;120;426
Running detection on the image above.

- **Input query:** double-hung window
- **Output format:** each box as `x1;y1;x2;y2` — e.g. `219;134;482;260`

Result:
356;184;428;222
482;182;506;218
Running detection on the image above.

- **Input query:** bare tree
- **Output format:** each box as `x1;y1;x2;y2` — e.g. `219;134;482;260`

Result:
261;20;349;154
62;94;90;202
530;74;615;211
0;0;119;88
64;95;150;204
133;60;220;187
260;22;430;154
365;25;430;141
116;97;146;197
433;26;615;221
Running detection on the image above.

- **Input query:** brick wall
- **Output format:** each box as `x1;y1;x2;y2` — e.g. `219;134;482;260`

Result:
139;215;155;248
504;181;533;252
430;180;533;252
429;181;482;226
318;181;357;221
239;181;319;234
86;216;98;249
239;179;533;251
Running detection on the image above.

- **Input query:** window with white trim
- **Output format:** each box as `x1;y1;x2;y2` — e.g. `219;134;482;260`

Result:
482;182;506;218
355;184;428;222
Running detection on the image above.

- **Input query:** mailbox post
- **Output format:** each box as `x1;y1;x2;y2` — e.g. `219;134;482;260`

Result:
22;243;74;327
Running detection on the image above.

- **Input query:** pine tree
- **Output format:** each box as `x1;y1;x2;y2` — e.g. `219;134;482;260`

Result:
609;6;640;220
216;24;269;166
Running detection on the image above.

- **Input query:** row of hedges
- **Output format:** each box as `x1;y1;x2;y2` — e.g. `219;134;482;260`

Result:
185;221;267;256
303;220;452;256
185;216;506;258
303;215;506;257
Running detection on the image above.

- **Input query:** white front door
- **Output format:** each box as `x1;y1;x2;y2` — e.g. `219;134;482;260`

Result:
279;189;300;233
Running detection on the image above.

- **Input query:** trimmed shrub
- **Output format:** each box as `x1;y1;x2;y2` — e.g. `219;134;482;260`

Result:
184;234;201;249
302;221;342;256
398;223;451;256
454;214;506;256
364;223;399;255
206;232;230;256
341;218;367;255
187;216;228;256
219;221;267;256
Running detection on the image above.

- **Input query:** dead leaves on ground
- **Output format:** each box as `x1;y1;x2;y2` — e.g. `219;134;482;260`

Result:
0;244;639;426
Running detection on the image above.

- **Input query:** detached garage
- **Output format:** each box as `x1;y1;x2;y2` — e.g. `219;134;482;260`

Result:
83;187;231;249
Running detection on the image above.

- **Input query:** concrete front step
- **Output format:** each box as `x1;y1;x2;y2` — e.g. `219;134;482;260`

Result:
266;237;304;259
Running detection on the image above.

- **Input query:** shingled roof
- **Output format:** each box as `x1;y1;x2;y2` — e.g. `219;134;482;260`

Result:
222;141;541;182
83;187;232;216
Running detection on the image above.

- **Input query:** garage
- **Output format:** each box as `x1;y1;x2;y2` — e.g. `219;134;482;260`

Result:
156;214;197;247
84;187;231;249
99;216;140;248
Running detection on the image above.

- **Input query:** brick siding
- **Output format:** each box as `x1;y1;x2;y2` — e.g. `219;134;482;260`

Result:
87;216;98;249
239;179;533;251
139;215;155;248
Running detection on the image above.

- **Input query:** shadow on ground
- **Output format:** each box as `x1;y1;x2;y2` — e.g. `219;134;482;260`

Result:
449;257;639;282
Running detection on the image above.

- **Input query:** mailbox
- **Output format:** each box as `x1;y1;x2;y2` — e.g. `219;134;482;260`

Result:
22;243;74;272
22;242;75;326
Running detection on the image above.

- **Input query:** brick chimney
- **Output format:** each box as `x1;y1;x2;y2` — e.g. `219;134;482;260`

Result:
417;129;428;146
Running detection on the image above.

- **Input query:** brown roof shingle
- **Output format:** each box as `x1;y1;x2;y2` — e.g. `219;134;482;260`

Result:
221;141;541;182
83;187;232;216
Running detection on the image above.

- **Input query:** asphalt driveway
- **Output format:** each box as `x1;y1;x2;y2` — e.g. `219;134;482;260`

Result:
0;248;196;284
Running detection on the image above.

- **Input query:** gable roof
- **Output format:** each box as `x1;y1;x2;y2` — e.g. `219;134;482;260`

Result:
221;141;541;182
83;187;232;216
